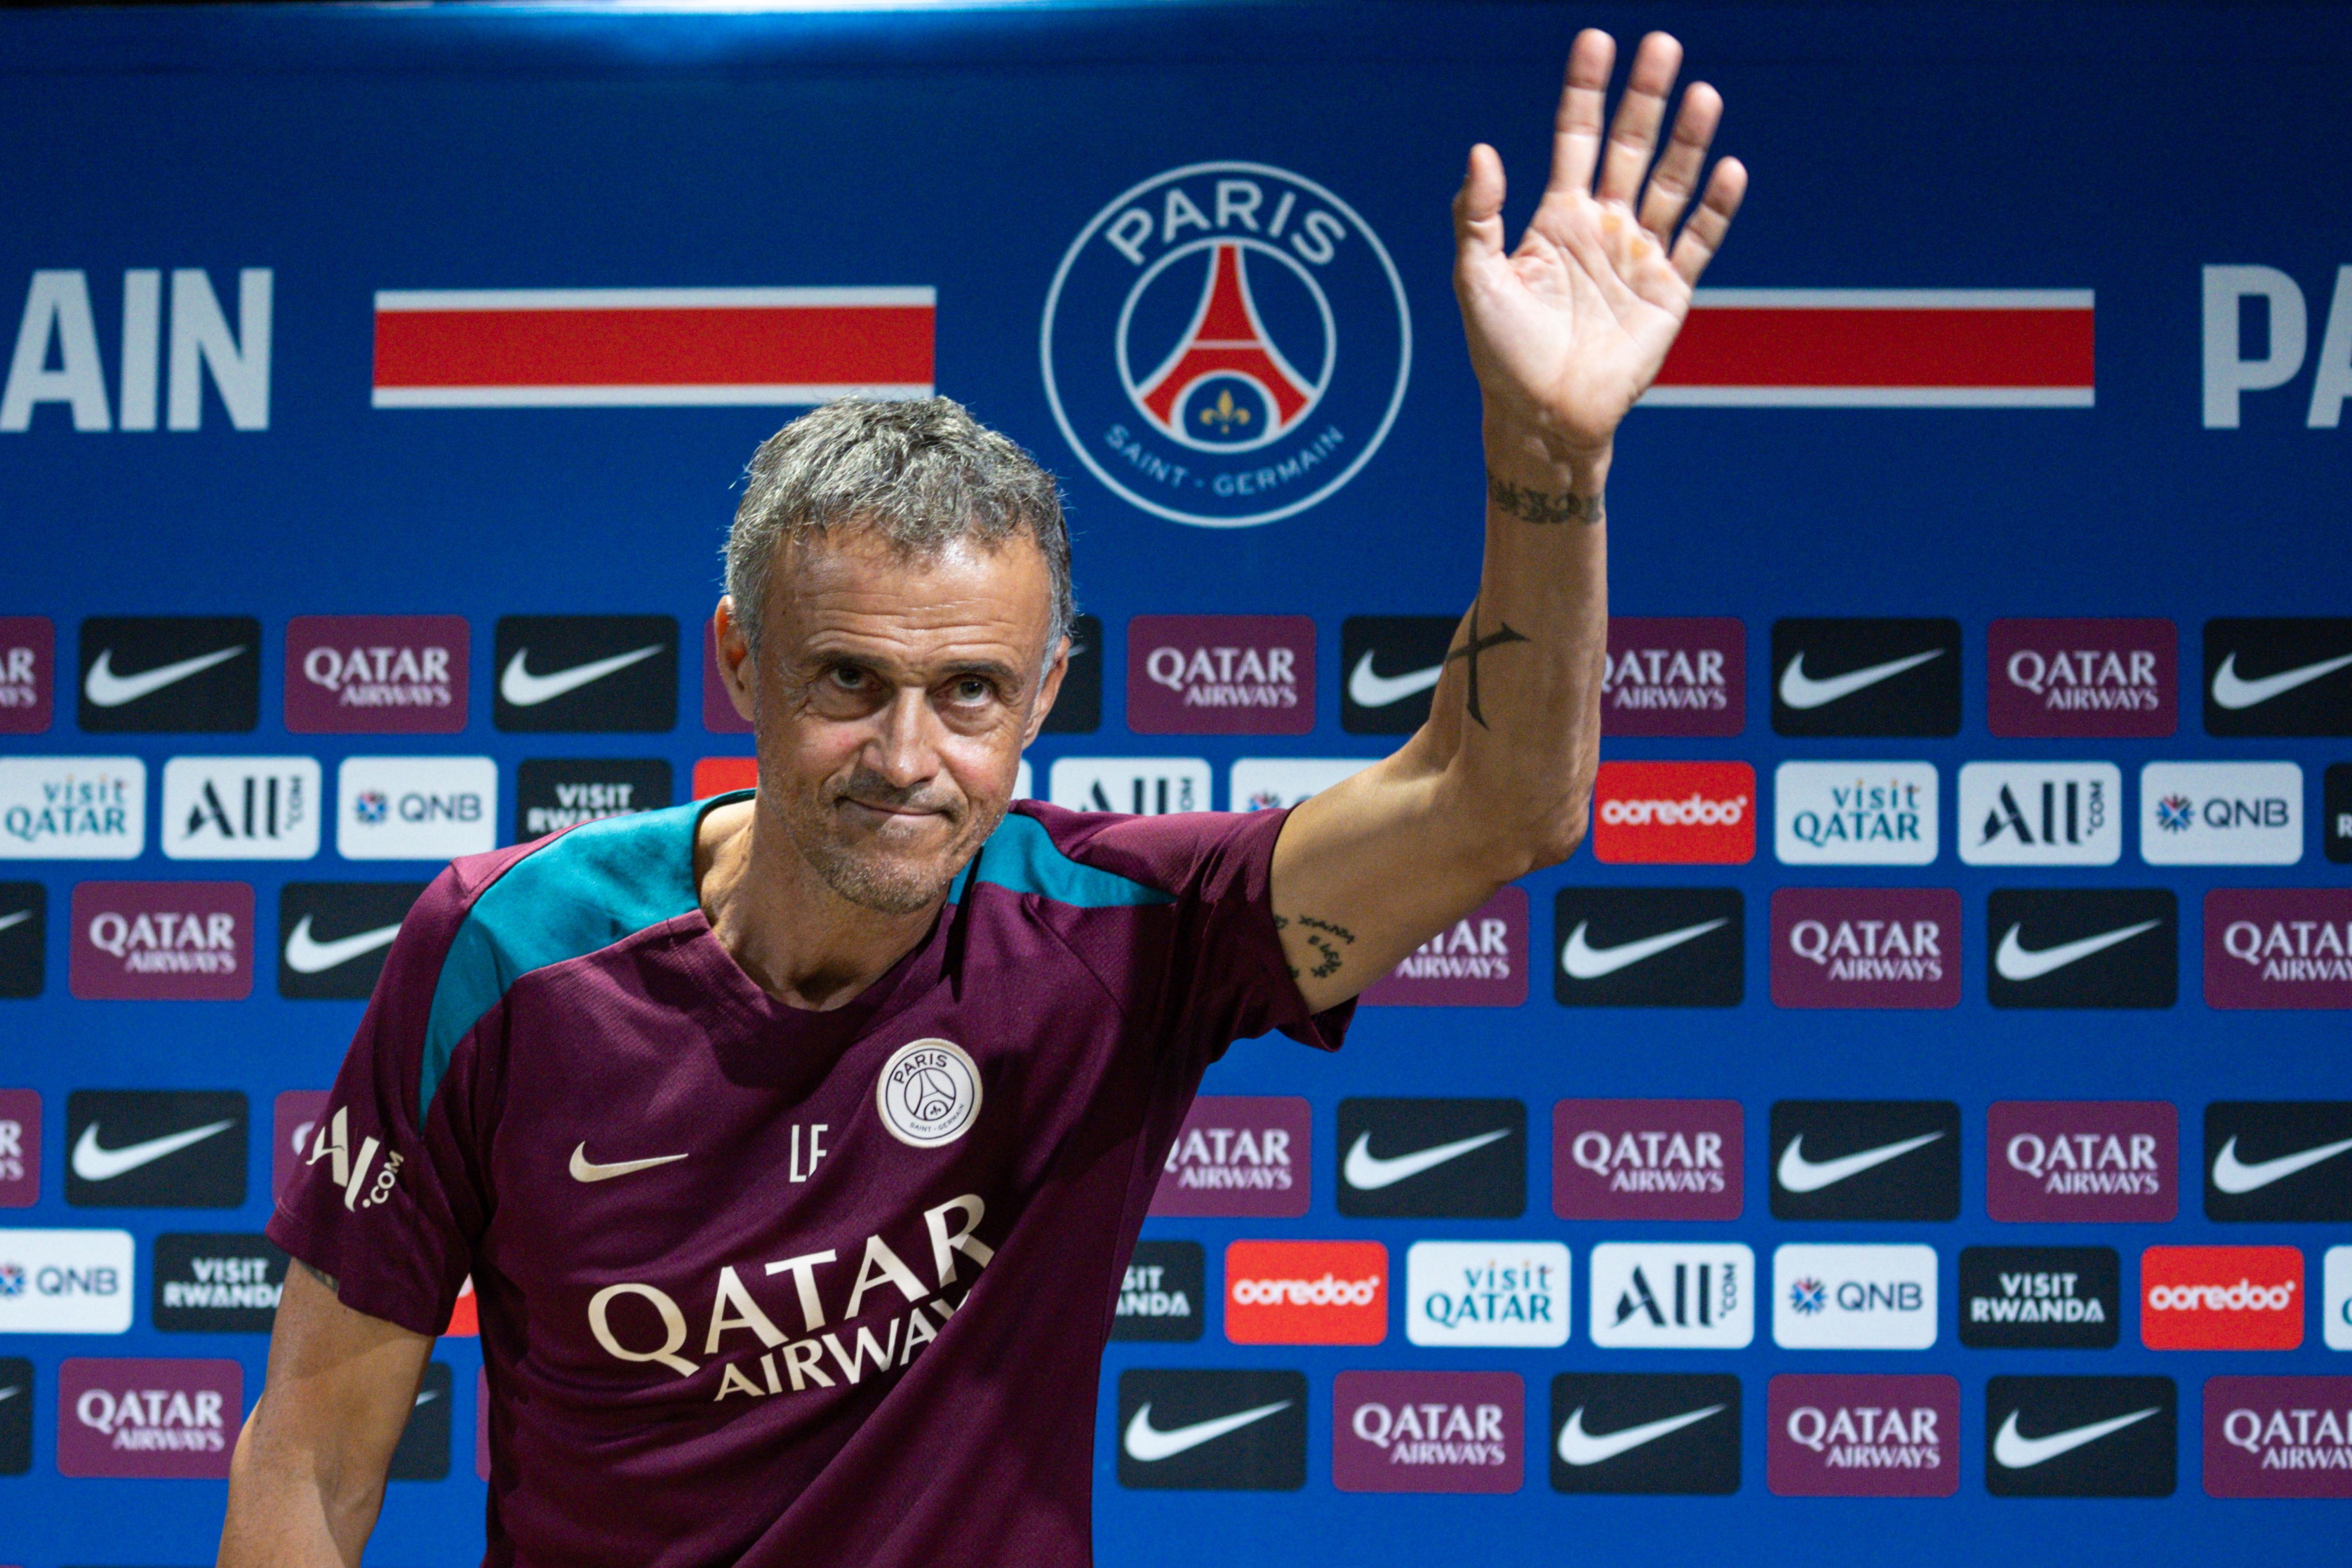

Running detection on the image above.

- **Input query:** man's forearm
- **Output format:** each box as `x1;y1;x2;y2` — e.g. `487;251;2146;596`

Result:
219;1403;380;1568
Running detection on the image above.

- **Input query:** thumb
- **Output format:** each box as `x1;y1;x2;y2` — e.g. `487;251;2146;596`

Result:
1453;144;1507;267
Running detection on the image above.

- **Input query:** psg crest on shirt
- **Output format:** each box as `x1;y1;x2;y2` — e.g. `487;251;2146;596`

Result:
1041;161;1412;528
876;1038;982;1149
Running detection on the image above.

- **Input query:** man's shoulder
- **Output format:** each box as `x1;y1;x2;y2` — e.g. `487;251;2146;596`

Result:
969;801;1286;911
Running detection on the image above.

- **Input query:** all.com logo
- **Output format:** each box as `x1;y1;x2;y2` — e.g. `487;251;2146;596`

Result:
1041;162;1411;527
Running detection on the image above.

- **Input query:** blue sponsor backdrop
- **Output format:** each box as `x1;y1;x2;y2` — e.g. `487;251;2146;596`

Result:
1;2;2348;1563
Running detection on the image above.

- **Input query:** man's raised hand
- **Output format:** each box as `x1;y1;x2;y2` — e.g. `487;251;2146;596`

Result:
1454;29;1746;461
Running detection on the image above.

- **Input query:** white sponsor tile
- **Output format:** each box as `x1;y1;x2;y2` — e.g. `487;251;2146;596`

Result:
1773;762;1938;865
0;1228;135;1333
336;756;496;861
1957;762;2122;866
1773;1242;1939;1349
2139;761;2302;865
1406;1241;1570;1347
0;757;146;859
161;756;322;860
1046;756;1211;815
1229;758;1372;812
1587;1242;1755;1349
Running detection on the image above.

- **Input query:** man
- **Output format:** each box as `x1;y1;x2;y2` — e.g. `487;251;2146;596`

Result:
222;29;1741;1568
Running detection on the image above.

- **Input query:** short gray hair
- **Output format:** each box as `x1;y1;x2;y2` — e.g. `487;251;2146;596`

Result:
724;397;1074;668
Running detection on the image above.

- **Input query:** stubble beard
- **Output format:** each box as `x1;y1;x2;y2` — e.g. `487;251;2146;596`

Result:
784;774;1005;915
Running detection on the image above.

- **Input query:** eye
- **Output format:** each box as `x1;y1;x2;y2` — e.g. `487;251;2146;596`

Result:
950;676;993;703
828;665;868;691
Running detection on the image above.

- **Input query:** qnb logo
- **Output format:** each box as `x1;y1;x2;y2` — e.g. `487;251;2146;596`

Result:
1;268;271;433
7;1263;120;1299
1231;1273;1381;1307
76;1385;227;1453
87;909;237;975
2201;264;2352;428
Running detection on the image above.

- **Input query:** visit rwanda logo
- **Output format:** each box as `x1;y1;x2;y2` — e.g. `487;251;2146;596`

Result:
1041;161;1412;528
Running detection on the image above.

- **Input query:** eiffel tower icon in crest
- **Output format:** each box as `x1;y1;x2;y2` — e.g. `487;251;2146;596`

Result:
1132;242;1322;446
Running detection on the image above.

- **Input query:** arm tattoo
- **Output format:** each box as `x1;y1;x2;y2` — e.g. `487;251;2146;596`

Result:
300;1261;340;1296
1446;597;1530;729
1275;913;1357;981
1487;470;1604;526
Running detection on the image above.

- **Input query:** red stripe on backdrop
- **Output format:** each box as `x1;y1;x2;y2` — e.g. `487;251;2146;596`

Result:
1656;308;2093;388
373;306;935;388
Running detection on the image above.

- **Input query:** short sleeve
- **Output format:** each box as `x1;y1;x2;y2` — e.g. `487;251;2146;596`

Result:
266;859;500;1339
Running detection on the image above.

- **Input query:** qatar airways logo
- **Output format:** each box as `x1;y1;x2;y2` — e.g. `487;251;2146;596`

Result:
286;615;468;734
1767;1373;1959;1497
2206;890;2352;1008
1361;888;1526;1007
2207;1376;2352;1498
1224;1240;1386;1345
1987;1101;2176;1223
1601;617;1744;737
57;1356;240;1478
1127;615;1314;735
0;617;51;733
1988;619;2176;737
1590;762;1755;864
1151;1096;1308;1218
1553;1099;1743;1221
1771;888;1958;1010
70;881;252;1001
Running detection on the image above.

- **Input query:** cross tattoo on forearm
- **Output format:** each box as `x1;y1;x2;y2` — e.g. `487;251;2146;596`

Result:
1447;598;1529;728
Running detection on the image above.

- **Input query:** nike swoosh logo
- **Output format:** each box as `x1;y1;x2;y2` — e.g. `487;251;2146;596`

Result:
283;915;401;975
2210;650;2352;710
1992;1407;2158;1469
1776;1130;1944;1193
83;645;245;707
1123;1400;1292;1463
413;1389;440;1408
1778;647;1944;710
1347;650;1444;708
1342;1128;1511;1190
568;1142;688;1183
72;1119;236;1182
1557;1403;1726;1466
500;645;663;707
0;909;30;935
0;1387;19;1402
1993;920;2160;982
1561;917;1727;980
2210;1133;2352;1194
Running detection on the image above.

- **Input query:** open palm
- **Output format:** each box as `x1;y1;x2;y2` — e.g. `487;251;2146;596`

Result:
1455;30;1747;455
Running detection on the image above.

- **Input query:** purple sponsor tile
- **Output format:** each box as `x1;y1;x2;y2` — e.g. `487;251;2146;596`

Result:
1770;888;1960;1010
1603;616;1744;737
2206;888;2352;1010
57;1357;241;1478
1151;1095;1309;1217
1360;888;1527;1007
1333;1370;1522;1493
285;614;468;734
1987;617;2177;738
702;619;753;733
1987;1100;2177;1223
2205;1376;2352;1498
1768;1373;1958;1497
1127;615;1314;735
477;1365;492;1480
0;1087;38;1207
0;616;54;734
1553;1098;1743;1221
272;1090;332;1206
70;881;254;1001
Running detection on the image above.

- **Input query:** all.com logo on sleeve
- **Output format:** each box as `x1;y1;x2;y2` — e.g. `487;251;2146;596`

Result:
1041;162;1410;527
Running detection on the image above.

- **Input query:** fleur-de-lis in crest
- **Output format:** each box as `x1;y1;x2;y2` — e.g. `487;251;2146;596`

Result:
1198;388;1252;433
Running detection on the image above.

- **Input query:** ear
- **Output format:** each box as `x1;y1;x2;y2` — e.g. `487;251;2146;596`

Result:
1020;636;1072;748
712;598;758;724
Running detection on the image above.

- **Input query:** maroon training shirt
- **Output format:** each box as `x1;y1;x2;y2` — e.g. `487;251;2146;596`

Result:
269;792;1348;1567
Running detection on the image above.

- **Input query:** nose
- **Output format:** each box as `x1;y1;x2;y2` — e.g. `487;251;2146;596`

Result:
862;686;941;791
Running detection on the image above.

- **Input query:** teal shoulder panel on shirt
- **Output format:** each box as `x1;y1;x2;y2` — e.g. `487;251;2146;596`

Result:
970;811;1174;908
418;799;707;1117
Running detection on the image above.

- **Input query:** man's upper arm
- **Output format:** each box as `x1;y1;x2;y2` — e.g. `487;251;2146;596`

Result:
251;1263;435;1460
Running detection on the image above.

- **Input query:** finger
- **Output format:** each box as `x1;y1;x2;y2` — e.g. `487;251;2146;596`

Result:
1669;156;1748;286
1595;31;1683;206
1637;81;1722;241
1545;28;1615;197
1453;143;1508;267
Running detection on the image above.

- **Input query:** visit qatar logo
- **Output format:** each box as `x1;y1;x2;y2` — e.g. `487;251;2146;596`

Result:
1041;162;1411;527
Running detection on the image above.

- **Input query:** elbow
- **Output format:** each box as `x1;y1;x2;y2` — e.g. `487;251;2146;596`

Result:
1523;796;1591;873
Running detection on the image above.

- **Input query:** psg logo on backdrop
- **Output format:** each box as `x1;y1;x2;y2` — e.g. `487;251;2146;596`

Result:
1041;161;1411;528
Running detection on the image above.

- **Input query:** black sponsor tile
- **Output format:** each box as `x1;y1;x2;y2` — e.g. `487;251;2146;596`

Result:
0;1355;28;1474
1039;613;1103;734
76;615;261;733
65;1089;247;1209
1550;1372;1741;1494
1985;1376;2175;1497
1958;1246;2120;1349
2203;617;2352;737
1341;615;1457;735
0;881;42;998
492;615;677;732
1986;888;2176;1009
389;1361;453;1480
152;1232;286;1333
2327;763;2352;864
1336;1097;1525;1218
1554;887;1743;1008
278;883;426;1001
1116;1368;1305;1490
512;758;672;844
2204;1101;2352;1222
1770;1100;1960;1221
1770;617;1961;737
1111;1240;1205;1343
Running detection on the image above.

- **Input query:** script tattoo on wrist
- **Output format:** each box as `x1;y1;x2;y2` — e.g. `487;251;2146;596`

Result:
1275;912;1356;981
1487;470;1604;526
300;1261;340;1296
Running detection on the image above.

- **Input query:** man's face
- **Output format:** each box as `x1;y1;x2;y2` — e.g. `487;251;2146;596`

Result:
716;527;1065;915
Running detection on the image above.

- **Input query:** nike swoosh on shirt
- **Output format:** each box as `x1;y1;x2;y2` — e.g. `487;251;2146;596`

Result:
1561;917;1727;980
72;1119;236;1182
1993;920;2160;982
83;644;246;707
2210;1133;2352;1194
1122;1401;1292;1463
413;1389;440;1408
1347;650;1444;708
1992;1407;2158;1469
2210;650;2352;710
1777;647;1944;710
0;909;30;935
568;1142;688;1183
1342;1128;1511;1190
499;645;664;707
1776;1130;1944;1194
1556;1403;1726;1466
283;915;401;975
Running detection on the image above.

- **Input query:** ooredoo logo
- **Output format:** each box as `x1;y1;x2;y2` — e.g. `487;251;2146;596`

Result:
2140;1246;2303;1350
1041;162;1411;528
1590;761;1755;864
1224;1240;1386;1345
